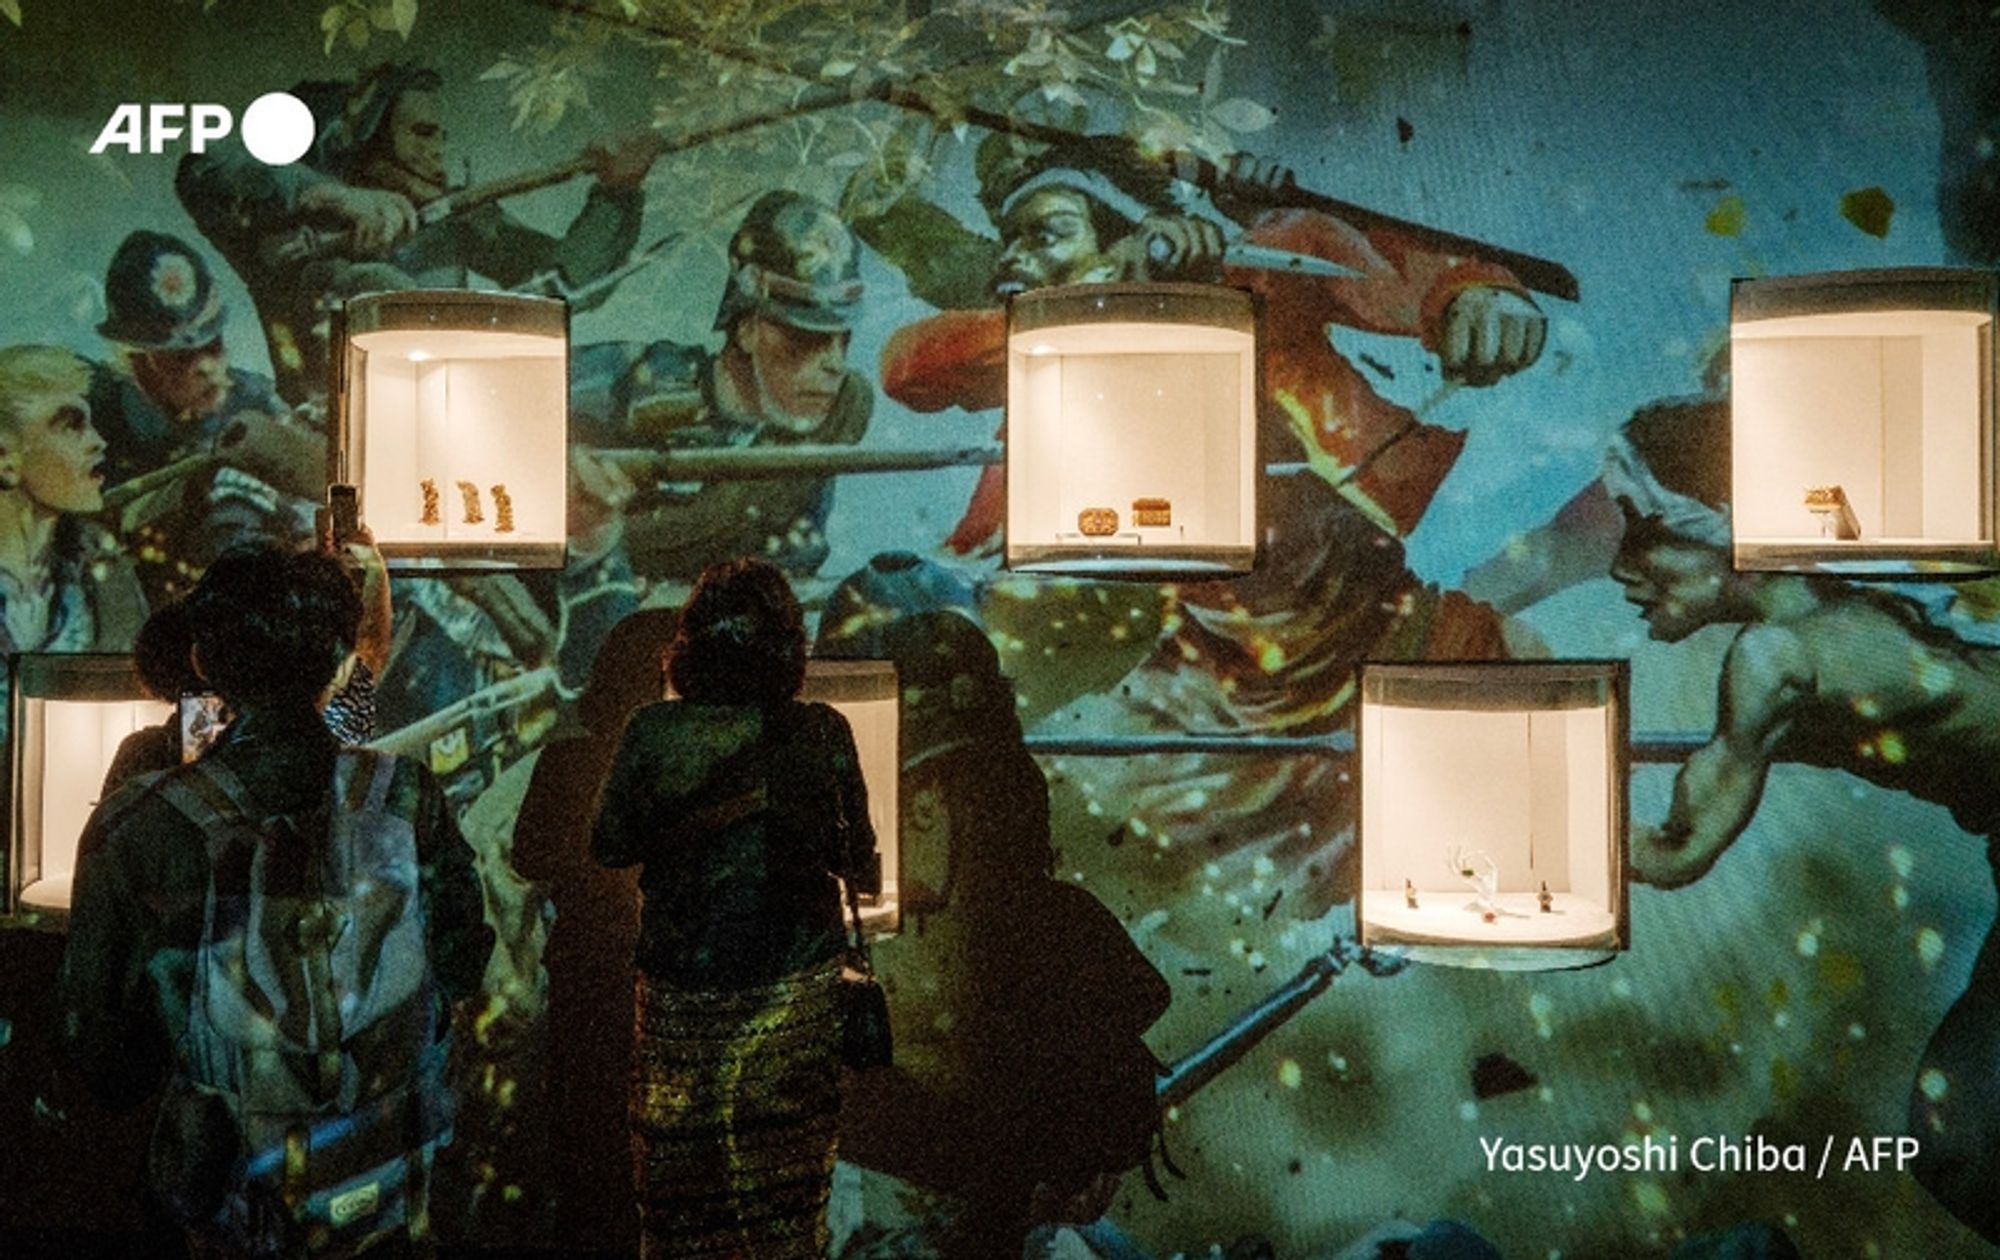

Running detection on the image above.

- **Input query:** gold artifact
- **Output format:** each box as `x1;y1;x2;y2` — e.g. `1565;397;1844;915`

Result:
420;478;441;526
1077;507;1119;536
457;480;484;525
1803;485;1860;540
1132;497;1172;527
492;483;515;534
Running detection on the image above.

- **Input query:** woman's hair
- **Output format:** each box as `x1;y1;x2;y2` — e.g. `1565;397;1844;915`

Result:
667;557;807;707
186;544;361;708
131;599;203;702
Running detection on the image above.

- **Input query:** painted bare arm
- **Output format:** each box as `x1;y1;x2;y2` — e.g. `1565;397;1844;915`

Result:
1632;625;1809;888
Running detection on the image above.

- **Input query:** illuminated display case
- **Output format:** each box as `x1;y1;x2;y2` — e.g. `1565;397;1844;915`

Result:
334;290;569;572
1731;269;1998;576
802;659;900;934
1006;283;1257;575
1358;661;1629;969
5;655;171;918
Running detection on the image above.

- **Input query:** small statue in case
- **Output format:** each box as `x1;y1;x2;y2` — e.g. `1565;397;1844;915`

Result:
1404;878;1419;910
1132;497;1172;527
1537;880;1553;913
457;480;484;525
420;478;441;526
492;483;515;534
1803;484;1860;540
1077;507;1120;536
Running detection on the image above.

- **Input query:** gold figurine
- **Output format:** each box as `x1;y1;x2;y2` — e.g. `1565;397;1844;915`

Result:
457;480;484;525
492;483;515;534
1132;497;1172;527
1404;878;1419;910
1803;485;1860;540
1077;507;1119;536
420;478;441;526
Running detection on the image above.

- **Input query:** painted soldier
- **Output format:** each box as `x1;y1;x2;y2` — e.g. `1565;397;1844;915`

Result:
0;346;144;656
176;61;658;404
569;190;872;582
87;230;317;605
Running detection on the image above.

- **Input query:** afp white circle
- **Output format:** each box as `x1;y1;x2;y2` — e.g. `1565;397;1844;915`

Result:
240;92;316;166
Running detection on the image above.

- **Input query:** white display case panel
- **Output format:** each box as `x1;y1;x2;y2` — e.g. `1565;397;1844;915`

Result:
801;659;901;934
6;655;171;918
336;290;569;572
1358;661;1628;970
1731;269;1998;576
1006;284;1257;575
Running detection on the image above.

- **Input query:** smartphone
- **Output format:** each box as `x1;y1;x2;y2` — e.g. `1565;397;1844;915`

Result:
179;693;229;762
328;483;360;547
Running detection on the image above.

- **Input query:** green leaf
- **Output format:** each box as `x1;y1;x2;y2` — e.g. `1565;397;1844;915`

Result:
0;207;34;256
390;0;418;38
0;0;22;27
1208;96;1274;132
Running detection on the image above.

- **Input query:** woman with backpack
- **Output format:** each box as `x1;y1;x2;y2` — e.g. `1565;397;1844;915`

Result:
591;557;880;1259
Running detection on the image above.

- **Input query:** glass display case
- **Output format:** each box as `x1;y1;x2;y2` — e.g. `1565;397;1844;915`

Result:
1357;661;1629;969
1006;283;1257;575
5;655;171;918
1731;269;1998;575
334;290;569;572
802;659;900;933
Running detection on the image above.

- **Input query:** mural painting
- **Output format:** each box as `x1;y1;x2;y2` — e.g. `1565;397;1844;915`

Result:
0;1;1995;1257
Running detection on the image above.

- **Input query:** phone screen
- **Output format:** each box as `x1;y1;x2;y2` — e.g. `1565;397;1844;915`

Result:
179;693;229;762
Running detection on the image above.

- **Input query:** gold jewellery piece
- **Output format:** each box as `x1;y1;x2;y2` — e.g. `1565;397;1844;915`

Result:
492;483;515;534
457;480;484;525
1077;507;1119;536
420;478;441;526
1803;484;1859;540
1132;497;1172;528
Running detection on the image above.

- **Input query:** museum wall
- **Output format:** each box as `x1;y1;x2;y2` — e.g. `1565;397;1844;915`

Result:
1;2;1996;1257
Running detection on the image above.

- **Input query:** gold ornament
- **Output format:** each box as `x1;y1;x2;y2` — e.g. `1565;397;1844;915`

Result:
492;483;515;534
420;478;441;526
1077;507;1119;536
457;480;484;525
1132;497;1172;527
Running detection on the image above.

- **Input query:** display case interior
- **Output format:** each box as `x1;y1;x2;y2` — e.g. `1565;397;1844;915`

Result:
6;655;171;918
801;659;901;934
336;290;569;572
1358;661;1628;969
1006;283;1256;576
1731;269;1997;576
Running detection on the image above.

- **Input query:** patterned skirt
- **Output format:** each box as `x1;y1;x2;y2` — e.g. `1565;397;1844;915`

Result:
630;965;843;1259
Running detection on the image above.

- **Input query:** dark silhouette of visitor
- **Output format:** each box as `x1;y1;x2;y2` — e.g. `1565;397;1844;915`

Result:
60;542;492;1259
592;557;879;1258
512;606;678;1256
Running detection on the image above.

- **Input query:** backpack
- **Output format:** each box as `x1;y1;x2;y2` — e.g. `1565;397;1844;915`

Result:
150;749;454;1259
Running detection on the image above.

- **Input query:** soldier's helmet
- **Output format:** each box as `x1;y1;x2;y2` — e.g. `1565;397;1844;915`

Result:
714;191;864;334
98;231;227;351
814;550;980;661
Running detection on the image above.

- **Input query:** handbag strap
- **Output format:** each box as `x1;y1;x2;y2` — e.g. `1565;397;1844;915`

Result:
844;877;873;973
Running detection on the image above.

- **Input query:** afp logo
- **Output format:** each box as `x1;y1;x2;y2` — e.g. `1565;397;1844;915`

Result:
89;92;316;165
